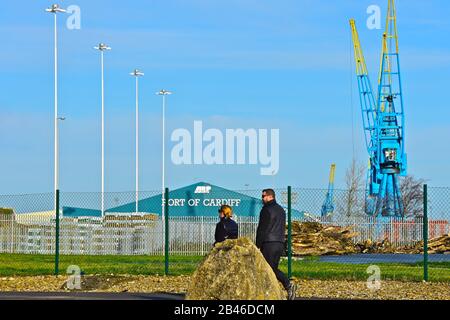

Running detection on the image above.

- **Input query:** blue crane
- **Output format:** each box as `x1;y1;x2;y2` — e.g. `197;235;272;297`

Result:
321;164;336;217
349;0;406;217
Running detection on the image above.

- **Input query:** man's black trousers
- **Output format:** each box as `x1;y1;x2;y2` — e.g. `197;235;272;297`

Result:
261;241;290;290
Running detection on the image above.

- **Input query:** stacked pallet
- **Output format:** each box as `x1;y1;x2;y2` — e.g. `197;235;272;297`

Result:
290;222;359;256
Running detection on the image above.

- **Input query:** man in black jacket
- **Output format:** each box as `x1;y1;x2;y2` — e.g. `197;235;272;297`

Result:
256;189;296;300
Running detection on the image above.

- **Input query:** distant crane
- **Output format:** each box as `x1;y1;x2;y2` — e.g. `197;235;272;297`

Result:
349;0;406;217
321;164;336;217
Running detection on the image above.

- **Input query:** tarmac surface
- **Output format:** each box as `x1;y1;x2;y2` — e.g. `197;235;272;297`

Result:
0;292;332;300
0;291;185;300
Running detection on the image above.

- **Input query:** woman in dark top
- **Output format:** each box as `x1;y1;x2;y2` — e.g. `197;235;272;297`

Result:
214;205;238;245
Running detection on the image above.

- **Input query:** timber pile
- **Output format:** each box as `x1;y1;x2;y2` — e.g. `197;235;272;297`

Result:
355;239;395;254
355;235;450;254
289;222;450;255
290;222;359;256
396;234;450;254
426;234;450;254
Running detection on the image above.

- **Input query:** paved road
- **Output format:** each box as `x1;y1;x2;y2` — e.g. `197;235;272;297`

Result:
0;292;185;300
318;253;450;264
0;292;339;300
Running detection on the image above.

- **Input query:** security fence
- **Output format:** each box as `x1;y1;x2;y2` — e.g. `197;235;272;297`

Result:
2;214;440;256
0;185;448;282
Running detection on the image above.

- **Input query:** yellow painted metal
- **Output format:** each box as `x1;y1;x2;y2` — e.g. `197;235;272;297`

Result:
350;18;378;121
378;0;399;112
386;0;399;54
349;19;369;76
329;164;336;184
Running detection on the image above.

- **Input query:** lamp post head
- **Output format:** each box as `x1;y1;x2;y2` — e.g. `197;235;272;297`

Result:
94;43;112;51
45;4;67;13
130;69;144;77
156;89;173;96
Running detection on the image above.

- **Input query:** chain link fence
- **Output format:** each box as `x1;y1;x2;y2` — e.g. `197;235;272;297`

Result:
0;186;448;282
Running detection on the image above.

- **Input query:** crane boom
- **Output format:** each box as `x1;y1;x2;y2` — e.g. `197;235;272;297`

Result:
349;19;378;155
321;164;336;217
349;0;407;217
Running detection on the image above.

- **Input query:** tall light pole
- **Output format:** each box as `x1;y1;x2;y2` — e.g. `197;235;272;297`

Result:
46;4;66;212
94;43;111;217
272;170;276;188
156;89;172;218
130;69;144;214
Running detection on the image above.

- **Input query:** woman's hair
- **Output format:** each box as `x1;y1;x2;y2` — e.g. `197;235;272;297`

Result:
219;205;233;218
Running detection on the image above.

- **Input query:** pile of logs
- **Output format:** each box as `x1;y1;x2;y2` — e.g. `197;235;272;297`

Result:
426;234;450;254
289;221;450;256
290;221;359;256
396;234;450;254
354;239;395;254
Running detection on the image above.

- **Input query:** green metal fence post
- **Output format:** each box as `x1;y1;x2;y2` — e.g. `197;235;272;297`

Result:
423;184;428;282
164;187;169;276
54;189;60;275
287;186;292;280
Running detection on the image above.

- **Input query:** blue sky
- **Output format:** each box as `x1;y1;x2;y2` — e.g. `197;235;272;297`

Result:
0;0;449;193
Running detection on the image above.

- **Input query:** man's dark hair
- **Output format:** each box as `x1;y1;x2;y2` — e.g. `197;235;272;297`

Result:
262;188;276;198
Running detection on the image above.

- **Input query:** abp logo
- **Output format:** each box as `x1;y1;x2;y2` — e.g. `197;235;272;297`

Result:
195;186;212;194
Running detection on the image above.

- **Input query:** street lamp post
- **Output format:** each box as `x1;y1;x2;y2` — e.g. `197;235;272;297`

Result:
45;4;66;213
94;43;111;217
130;69;144;214
156;89;172;219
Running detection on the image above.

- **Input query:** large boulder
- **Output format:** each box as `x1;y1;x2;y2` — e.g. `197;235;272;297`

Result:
186;237;286;300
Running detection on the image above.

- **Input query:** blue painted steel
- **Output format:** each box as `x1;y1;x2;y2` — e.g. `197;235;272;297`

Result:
369;51;406;216
320;188;334;217
321;167;335;217
352;2;407;217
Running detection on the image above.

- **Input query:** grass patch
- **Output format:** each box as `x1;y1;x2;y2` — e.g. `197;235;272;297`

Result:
0;253;448;282
280;260;450;282
0;253;204;276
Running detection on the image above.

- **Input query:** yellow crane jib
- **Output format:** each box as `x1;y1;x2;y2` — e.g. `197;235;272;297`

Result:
349;19;369;77
321;164;336;217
